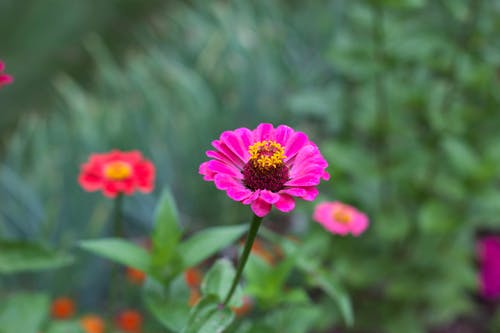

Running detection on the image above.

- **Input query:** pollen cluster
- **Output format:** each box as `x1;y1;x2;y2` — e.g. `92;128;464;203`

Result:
332;207;352;224
248;140;286;169
104;161;132;180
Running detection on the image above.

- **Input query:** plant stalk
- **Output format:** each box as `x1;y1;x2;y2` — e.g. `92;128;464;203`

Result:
223;214;263;306
109;194;124;311
113;194;124;237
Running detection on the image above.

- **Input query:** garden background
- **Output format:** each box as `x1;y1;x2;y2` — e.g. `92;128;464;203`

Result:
1;0;500;332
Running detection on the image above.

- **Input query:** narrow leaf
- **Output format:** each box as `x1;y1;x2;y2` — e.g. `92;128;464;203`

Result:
144;277;190;332
178;224;247;268
201;258;242;307
182;295;234;333
0;292;49;333
315;272;353;326
0;241;73;274
152;190;182;268
79;238;150;271
297;258;353;326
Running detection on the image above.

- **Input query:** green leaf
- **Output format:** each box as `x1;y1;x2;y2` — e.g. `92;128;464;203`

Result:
418;202;456;234
201;258;242;307
79;238;150;271
46;321;84;333
244;255;296;305
182;295;235;333
315;272;353;327
0;241;73;274
144;276;191;332
298;258;353;327
0;292;49;333
178;224;247;269
262;304;323;333
152;190;182;268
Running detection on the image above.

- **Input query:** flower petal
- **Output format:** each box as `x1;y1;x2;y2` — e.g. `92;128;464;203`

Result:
251;198;272;217
283;187;318;201
214;174;241;190
220;130;251;163
274;125;294;146
0;74;13;85
212;140;246;167
351;213;369;236
284;132;309;160
234;127;253;151
259;190;280;204
103;181;119;198
199;161;216;181
253;123;274;141
227;187;253;201
242;191;259;205
207;160;243;179
274;194;295;212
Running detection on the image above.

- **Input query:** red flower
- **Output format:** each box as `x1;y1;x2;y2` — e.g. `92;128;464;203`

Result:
0;60;13;88
126;267;146;285
51;297;76;319
78;150;155;198
115;310;143;333
184;267;203;288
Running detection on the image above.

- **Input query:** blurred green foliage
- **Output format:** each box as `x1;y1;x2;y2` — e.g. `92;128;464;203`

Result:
0;0;165;145
2;0;500;332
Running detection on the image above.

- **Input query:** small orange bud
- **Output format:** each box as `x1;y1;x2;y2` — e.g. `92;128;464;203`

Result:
231;296;253;317
251;239;275;265
115;310;143;333
80;314;105;333
126;267;146;285
188;289;201;307
51;297;76;319
184;267;203;288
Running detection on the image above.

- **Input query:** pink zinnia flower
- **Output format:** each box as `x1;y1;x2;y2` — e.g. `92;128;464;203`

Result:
478;236;500;300
313;201;369;236
0;60;13;87
199;123;329;217
78;150;155;198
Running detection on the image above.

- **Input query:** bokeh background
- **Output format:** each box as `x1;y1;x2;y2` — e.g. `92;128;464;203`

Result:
1;0;500;332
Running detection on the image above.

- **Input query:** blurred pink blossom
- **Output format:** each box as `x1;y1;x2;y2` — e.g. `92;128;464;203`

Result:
313;201;369;236
478;235;500;300
0;60;13;87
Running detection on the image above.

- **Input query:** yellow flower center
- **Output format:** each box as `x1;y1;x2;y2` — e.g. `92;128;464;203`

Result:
104;161;132;180
333;208;352;224
248;140;286;170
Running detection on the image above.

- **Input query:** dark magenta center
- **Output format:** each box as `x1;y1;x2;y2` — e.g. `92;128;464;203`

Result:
242;162;289;192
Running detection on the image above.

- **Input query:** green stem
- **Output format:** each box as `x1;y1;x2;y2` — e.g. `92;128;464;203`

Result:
223;214;263;306
109;194;124;311
113;194;124;237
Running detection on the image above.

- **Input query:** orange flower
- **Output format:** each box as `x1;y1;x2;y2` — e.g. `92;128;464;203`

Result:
80;315;105;333
126;267;146;285
115;310;143;333
251;239;275;265
184;267;203;288
51;297;76;319
187;289;201;307
231;296;253;317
